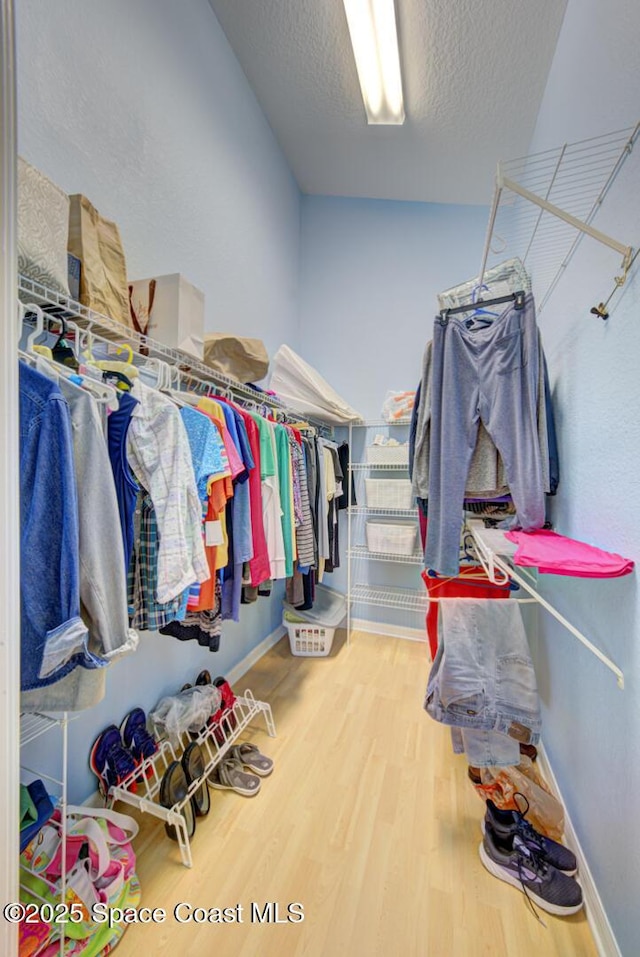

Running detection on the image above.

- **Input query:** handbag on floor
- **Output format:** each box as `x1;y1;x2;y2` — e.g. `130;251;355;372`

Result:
21;804;139;945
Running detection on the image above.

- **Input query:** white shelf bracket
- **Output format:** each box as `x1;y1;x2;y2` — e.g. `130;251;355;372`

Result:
467;523;625;690
478;123;640;310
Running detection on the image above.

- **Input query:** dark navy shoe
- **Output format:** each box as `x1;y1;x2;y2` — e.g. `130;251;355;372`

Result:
482;798;577;875
479;824;583;916
90;725;137;796
120;707;158;764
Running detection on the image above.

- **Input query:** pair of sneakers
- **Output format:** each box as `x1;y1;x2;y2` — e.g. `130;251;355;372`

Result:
479;797;583;917
90;708;158;797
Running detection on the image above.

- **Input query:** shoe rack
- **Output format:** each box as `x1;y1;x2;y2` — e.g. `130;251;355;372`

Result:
105;690;276;867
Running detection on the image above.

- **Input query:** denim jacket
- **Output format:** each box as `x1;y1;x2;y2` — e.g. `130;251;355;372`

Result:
19;363;107;690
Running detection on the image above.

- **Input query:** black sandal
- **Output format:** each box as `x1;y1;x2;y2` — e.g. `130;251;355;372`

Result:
182;742;210;817
159;761;196;841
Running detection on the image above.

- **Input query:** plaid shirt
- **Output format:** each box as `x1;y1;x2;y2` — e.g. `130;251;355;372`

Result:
128;491;190;631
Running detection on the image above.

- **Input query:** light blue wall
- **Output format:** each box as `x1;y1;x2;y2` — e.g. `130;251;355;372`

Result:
298;197;488;628
16;0;300;802
524;1;640;953
16;0;300;355
299;196;488;421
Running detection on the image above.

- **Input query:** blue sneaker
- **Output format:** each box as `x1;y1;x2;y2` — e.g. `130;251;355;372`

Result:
479;824;583;917
120;707;158;764
90;725;137;796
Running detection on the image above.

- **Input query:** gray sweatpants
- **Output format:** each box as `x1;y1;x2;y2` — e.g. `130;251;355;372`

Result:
425;294;545;576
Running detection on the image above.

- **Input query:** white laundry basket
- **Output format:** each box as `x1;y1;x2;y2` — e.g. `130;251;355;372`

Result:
282;585;347;657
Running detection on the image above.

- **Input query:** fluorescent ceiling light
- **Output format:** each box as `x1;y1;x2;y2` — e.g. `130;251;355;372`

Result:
343;0;405;125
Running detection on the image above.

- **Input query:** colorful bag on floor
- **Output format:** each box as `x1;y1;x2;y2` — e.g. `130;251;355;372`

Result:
473;756;565;841
21;804;139;942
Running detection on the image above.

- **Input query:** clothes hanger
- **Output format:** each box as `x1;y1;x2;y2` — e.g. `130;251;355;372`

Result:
48;314;80;370
440;289;525;321
21;302;45;354
467;283;500;327
102;368;134;391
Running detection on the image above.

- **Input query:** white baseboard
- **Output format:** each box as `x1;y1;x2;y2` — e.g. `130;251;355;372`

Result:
83;789;107;808
226;624;287;687
350;617;427;643
537;745;620;957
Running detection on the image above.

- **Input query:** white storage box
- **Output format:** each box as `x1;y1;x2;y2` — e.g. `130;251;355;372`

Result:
364;478;413;510
366;521;418;555
129;273;204;359
365;444;409;465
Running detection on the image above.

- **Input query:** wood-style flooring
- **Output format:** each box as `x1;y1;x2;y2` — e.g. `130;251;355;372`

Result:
113;630;597;957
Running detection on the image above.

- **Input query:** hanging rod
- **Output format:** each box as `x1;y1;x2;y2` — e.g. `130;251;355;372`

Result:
478;123;640;315
467;521;625;689
18;275;333;433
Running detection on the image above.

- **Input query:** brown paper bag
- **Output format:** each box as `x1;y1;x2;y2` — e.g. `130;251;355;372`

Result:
68;194;130;326
204;334;269;383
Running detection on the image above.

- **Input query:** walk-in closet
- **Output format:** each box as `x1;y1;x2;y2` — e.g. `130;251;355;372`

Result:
3;1;640;955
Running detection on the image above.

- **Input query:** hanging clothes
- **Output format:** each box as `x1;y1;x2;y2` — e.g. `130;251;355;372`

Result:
235;407;270;588
19;363;104;691
126;380;209;602
21;371;137;709
411;328;557;504
275;423;295;579
423;294;547;577
106;390;140;575
249;413;286;581
218;400;255;622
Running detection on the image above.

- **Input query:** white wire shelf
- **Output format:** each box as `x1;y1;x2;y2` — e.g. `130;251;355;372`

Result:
107;690;275;867
480;124;640;314
349;463;409;472
351;583;428;612
350;419;411;427
349;506;418;517
348;545;423;566
18;275;332;432
20;712;65;747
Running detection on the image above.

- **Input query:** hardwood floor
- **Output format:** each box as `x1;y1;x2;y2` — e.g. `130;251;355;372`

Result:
113;630;598;957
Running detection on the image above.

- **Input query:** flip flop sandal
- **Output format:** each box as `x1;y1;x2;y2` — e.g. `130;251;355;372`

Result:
159;761;196;841
229;743;274;777
208;755;261;797
195;670;212;686
182;742;210;817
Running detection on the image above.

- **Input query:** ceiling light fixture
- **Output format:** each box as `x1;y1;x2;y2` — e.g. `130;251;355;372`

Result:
343;0;405;125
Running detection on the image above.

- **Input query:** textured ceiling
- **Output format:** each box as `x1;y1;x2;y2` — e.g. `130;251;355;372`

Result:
208;0;568;204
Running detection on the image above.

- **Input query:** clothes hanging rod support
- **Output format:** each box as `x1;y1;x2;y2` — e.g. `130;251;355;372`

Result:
498;173;633;261
477;184;503;291
468;523;625;689
590;246;640;320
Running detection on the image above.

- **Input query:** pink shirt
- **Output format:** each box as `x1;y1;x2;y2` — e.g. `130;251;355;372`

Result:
504;529;634;578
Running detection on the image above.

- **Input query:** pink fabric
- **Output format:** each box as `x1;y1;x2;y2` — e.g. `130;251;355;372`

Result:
504;529;634;578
